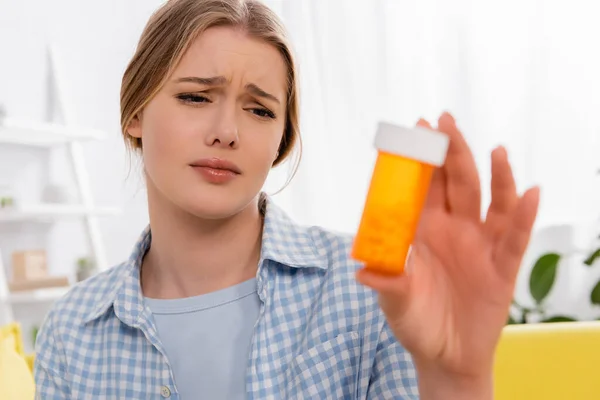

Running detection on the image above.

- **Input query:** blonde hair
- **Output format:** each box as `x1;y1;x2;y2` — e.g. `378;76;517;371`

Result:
120;0;300;167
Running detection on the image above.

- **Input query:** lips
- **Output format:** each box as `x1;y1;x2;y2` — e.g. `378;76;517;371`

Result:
190;158;241;184
190;158;241;173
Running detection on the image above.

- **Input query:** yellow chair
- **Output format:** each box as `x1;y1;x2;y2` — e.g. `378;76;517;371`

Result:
0;322;25;355
0;322;35;400
494;321;600;399
24;353;35;373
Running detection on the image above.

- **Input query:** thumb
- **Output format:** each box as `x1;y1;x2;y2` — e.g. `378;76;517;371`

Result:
356;266;412;316
356;246;416;295
356;268;410;294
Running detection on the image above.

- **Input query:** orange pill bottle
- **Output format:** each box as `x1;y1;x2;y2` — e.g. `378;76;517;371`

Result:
351;122;450;275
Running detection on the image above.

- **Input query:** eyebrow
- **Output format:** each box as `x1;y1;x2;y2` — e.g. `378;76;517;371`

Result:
174;76;281;104
245;83;281;104
175;76;227;86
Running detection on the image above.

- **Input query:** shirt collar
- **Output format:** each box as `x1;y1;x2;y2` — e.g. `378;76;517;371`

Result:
259;194;328;270
83;226;151;325
84;194;328;324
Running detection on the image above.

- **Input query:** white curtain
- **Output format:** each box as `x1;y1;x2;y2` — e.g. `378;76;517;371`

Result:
262;0;600;238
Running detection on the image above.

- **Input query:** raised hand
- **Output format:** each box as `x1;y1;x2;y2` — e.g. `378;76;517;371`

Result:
357;112;540;398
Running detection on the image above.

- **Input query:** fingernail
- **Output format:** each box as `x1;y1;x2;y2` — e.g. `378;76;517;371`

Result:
416;118;429;126
494;145;507;158
442;111;455;121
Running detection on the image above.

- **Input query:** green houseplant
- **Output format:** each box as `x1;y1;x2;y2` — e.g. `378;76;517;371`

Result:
76;256;97;282
508;237;600;324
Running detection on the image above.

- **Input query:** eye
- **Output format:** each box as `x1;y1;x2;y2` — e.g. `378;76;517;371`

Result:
176;94;210;104
250;108;276;119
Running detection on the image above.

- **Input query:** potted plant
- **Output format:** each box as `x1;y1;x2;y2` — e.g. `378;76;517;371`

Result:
0;185;16;209
508;239;600;324
76;257;97;282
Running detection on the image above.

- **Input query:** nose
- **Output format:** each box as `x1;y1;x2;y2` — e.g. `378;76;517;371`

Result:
205;103;239;149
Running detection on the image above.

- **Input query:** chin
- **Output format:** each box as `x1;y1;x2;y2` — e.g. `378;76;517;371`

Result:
180;186;257;220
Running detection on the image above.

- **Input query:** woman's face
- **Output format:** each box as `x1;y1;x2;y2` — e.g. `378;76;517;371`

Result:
128;26;288;219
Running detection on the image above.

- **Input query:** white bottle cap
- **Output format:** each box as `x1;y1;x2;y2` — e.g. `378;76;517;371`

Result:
374;122;450;166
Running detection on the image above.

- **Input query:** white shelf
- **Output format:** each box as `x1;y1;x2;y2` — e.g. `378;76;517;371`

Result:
0;117;106;146
0;46;113;326
5;286;70;305
0;204;121;222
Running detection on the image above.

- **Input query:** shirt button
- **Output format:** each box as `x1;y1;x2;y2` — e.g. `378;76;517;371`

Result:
160;385;171;398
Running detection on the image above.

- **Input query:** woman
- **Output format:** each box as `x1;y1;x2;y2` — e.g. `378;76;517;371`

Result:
34;0;539;399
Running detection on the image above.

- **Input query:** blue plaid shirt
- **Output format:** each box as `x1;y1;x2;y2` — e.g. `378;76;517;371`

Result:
34;196;419;399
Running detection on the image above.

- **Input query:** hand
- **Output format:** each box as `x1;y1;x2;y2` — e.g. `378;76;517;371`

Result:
357;112;540;396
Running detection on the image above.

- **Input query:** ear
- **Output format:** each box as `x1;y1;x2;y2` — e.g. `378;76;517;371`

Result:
127;114;142;139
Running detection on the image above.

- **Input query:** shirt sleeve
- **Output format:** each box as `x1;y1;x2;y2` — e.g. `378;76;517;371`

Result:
366;321;420;399
34;309;71;399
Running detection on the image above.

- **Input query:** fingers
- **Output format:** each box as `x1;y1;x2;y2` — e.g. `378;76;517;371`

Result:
417;119;448;211
484;146;518;243
494;186;541;282
438;112;482;221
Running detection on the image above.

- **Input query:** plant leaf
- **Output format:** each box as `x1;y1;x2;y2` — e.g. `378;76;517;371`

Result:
590;280;600;305
541;315;577;323
506;315;518;325
584;248;600;266
529;253;560;304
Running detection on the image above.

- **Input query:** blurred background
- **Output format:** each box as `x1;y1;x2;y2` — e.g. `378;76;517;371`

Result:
1;0;600;352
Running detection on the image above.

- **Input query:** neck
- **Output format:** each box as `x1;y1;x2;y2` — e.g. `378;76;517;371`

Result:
141;191;264;299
